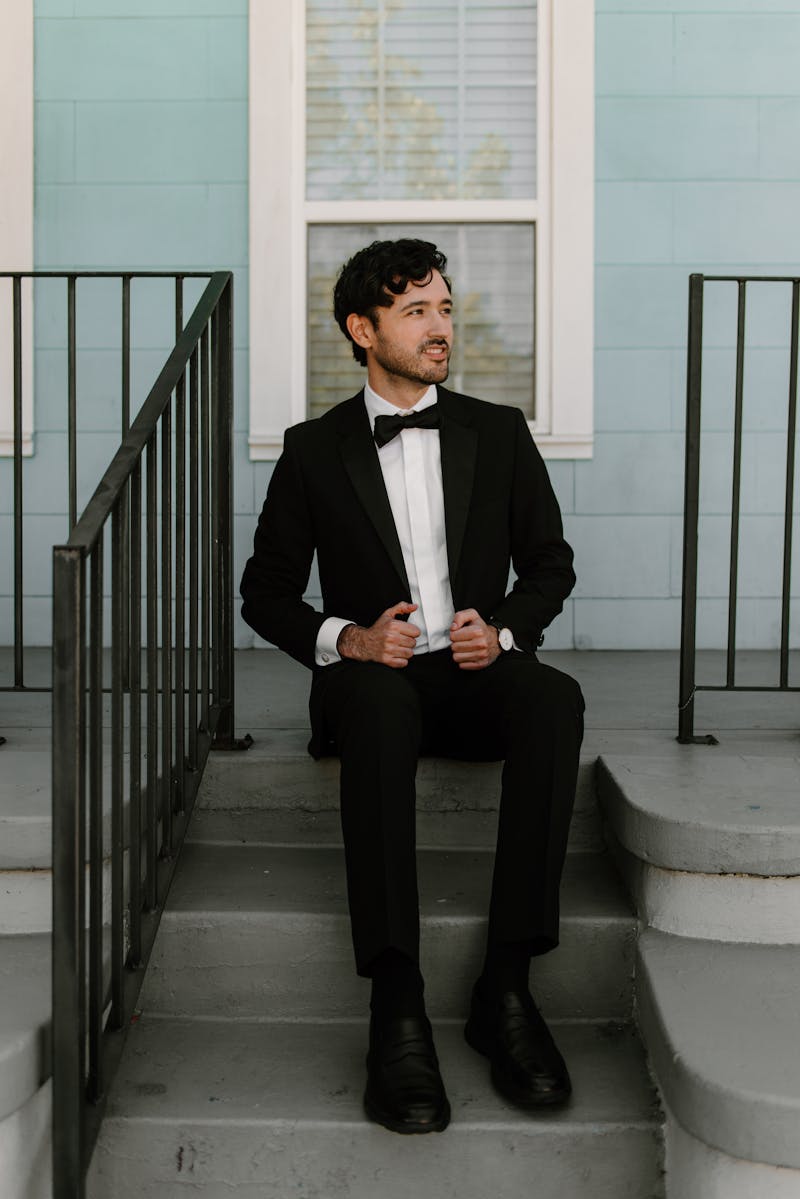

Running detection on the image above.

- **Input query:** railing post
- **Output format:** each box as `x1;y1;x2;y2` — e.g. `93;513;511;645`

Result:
13;275;24;688
211;275;236;748
52;545;86;1199
726;281;747;688
678;274;714;744
779;281;799;687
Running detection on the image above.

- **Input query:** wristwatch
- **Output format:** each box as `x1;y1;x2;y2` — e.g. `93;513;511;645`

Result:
489;619;514;652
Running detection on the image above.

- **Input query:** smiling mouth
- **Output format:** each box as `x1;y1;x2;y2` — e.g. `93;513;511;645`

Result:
422;342;449;360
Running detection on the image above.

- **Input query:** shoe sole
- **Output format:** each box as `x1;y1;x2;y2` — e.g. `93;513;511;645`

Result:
463;1018;572;1110
363;1093;451;1134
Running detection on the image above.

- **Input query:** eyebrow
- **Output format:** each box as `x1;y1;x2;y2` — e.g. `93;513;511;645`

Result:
398;297;453;312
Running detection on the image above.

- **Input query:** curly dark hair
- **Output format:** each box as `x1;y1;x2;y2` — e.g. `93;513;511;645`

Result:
332;239;451;367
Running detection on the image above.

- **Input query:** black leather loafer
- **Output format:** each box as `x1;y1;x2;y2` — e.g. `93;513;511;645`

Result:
464;983;572;1109
364;1013;451;1134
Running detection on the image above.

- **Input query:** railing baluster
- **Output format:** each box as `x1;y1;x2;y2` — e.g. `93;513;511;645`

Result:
780;281;799;688
52;545;86;1199
175;280;186;809
68;275;77;530
212;278;235;745
726;281;747;689
188;346;199;769
146;434;159;910
87;540;104;1104
200;325;211;731
12;275;23;687
678;274;704;743
210;310;221;724
175;381;186;808
122;277;131;433
121;275;132;690
128;461;143;966
161;403;173;855
110;499;125;1028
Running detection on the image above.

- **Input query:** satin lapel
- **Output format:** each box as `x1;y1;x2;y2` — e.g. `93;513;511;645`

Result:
337;394;411;596
438;389;478;587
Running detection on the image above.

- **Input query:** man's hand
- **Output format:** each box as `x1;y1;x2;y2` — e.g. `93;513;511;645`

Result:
449;609;501;671
337;602;420;668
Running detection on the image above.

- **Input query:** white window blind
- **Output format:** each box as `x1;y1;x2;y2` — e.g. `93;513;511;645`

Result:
306;0;538;202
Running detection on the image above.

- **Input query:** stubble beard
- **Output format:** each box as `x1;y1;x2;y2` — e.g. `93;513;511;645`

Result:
372;336;451;386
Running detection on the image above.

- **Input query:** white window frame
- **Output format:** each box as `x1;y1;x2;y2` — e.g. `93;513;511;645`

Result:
0;0;34;456
249;0;593;459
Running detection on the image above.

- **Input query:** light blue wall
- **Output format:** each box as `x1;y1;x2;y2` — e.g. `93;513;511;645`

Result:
5;0;800;649
2;0;251;645
576;0;800;650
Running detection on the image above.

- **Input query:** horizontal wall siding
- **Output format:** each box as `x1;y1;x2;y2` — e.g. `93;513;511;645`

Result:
4;2;800;650
582;0;800;650
0;2;251;649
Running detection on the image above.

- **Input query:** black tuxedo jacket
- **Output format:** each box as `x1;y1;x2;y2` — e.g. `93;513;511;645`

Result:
240;386;575;750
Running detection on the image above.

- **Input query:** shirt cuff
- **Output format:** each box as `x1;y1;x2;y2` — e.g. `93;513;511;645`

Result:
315;616;356;666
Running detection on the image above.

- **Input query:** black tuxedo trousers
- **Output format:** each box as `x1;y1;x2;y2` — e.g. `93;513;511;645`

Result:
315;646;584;977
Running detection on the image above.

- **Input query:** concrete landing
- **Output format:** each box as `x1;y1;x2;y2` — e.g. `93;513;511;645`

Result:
88;1017;664;1199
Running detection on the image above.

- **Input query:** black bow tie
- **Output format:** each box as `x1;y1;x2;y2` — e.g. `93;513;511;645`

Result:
373;404;441;448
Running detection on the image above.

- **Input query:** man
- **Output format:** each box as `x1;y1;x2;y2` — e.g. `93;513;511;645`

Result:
240;239;583;1135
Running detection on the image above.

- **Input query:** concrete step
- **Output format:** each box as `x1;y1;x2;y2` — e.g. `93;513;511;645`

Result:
597;749;800;876
140;844;635;1021
636;929;800;1196
0;933;51;1126
0;738;53;932
87;1016;664;1199
597;749;800;943
188;803;588;852
0;931;52;1199
198;733;603;850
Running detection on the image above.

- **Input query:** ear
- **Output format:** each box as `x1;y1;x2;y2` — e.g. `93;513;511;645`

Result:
346;311;374;352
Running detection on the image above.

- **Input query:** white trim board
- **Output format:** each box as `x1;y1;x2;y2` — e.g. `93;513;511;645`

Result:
248;0;594;461
0;0;34;457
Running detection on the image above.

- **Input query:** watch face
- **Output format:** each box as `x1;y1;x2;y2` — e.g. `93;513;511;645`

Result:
498;627;514;652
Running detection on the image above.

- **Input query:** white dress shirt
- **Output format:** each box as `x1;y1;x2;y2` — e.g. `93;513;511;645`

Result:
315;383;456;665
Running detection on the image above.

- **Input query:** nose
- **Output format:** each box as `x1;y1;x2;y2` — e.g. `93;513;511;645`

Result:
429;309;451;338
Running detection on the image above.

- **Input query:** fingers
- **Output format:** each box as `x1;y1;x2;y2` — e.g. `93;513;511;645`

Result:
377;631;417;667
366;602;420;668
385;601;418;620
449;609;498;670
450;607;479;632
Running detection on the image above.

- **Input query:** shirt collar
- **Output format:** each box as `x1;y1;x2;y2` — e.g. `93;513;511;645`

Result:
364;381;438;424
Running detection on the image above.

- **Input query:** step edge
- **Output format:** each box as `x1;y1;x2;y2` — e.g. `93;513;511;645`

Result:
636;930;800;1171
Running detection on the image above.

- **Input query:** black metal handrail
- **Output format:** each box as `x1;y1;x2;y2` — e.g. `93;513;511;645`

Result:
679;273;799;743
51;270;248;1198
1;269;214;692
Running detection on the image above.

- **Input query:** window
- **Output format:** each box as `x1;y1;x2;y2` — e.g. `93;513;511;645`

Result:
249;0;593;458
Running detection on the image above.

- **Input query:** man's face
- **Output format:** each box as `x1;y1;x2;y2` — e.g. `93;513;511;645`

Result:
366;270;453;386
